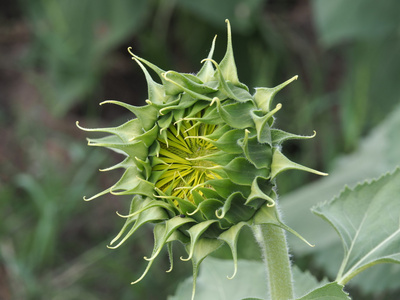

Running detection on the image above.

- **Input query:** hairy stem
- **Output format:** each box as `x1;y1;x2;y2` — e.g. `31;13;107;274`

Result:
253;217;293;300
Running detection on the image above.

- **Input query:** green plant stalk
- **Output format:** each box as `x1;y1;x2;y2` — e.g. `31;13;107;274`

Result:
253;211;294;300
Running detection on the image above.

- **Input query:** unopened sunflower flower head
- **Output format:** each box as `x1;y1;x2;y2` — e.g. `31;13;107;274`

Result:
77;19;326;299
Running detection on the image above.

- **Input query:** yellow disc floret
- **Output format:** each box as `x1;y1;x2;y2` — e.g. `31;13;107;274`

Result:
153;119;220;203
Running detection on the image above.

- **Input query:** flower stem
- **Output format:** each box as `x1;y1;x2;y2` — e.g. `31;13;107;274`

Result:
253;219;294;300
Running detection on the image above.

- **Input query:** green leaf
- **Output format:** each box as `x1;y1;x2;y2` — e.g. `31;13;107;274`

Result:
169;258;332;300
292;267;329;299
312;168;400;285
281;104;400;255
296;282;350;300
168;257;267;300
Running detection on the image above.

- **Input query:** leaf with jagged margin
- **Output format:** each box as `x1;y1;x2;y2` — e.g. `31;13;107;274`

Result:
281;104;400;257
312;168;400;285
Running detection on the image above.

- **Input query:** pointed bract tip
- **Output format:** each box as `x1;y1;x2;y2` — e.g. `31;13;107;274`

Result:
83;196;91;201
99;100;112;106
312;130;317;137
180;255;191;262
127;47;135;57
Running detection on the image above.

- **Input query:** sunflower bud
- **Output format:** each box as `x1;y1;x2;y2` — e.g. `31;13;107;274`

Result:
78;19;326;299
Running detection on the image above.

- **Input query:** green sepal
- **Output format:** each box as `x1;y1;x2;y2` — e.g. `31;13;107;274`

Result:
181;220;218;261
206;178;250;199
253;205;314;247
186;150;236;166
246;177;275;208
134;157;152;180
158;129;168;146
216;192;255;225
99;156;135;172
173;197;198;215
218;221;249;279
240;129;273;169
158;112;174;134
204;59;242;102
190;238;224;300
83;186;112;201
99;100;159;131
131;60;204;96
184;105;221;125
162;71;217;100
202;123;230;139
271;129;316;146
172;107;185;123
87;136;148;160
182;101;211;119
148;140;160;157
270;148;328;180
76;119;142;143
128;49;165;84
223;157;269;185
165;230;191;273
166;228;190;244
219;19;249;91
117;198;177;220
144;216;196;262
208;128;244;154
197;187;220;199
131;124;159;147
191;190;206;206
227;82;253;102
108;197;169;249
196;198;224;220
253;75;298;114
159;94;200;116
251;104;282;143
197;35;217;82
130;54;167;104
131;223;167;285
214;99;255;129
166;242;174;273
110;167;154;198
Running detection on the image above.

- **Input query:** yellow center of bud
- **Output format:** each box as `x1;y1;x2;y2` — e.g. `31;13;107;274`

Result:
153;119;220;203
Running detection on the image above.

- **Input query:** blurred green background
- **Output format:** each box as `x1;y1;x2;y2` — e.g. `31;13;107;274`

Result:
1;0;399;299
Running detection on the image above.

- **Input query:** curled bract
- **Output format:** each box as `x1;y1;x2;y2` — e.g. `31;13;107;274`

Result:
78;19;326;300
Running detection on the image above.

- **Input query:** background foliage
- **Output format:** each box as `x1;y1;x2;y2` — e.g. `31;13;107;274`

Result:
1;0;399;299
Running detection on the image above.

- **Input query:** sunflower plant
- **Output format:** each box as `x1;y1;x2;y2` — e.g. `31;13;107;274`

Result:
77;20;400;300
